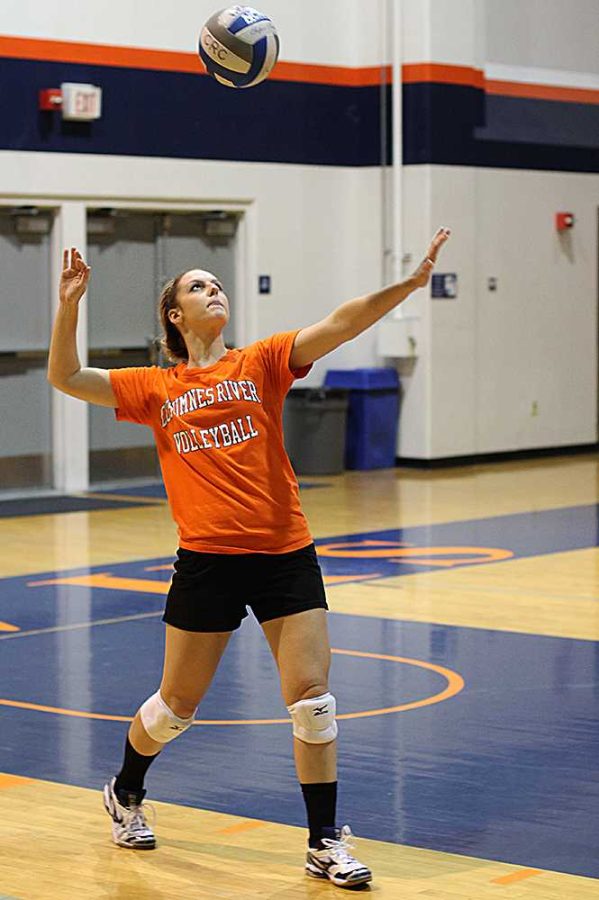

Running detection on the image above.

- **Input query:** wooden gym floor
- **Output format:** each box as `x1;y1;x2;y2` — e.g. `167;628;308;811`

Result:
0;454;598;898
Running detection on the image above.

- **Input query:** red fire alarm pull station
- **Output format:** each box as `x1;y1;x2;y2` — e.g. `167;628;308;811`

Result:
38;84;102;120
39;88;63;111
556;212;575;231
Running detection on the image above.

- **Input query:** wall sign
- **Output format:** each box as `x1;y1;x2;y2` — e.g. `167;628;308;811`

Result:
432;273;457;299
259;275;271;294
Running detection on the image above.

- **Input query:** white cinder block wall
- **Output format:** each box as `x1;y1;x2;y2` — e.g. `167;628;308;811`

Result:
399;0;599;458
0;0;597;472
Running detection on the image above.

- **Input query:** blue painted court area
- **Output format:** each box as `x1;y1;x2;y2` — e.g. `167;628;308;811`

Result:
1;612;598;878
0;588;599;877
315;503;599;577
0;504;598;878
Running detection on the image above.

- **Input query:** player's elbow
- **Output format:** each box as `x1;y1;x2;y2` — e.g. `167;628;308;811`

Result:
47;364;65;391
47;367;77;395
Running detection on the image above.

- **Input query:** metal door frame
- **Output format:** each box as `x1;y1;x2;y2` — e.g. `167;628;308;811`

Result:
4;196;255;493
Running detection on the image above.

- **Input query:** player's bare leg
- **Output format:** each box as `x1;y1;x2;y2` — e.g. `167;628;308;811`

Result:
104;626;231;849
262;609;372;887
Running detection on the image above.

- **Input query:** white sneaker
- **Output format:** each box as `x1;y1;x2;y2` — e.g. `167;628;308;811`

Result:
306;825;372;888
103;777;156;850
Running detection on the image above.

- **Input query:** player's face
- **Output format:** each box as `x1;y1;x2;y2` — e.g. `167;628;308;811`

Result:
174;269;230;332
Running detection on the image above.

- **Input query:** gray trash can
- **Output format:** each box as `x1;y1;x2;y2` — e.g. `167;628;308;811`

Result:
283;388;348;475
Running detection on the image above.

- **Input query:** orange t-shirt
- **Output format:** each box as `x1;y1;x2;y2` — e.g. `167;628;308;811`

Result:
109;331;314;554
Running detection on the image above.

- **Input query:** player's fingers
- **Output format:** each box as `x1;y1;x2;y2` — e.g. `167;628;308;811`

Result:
427;227;450;261
62;249;69;271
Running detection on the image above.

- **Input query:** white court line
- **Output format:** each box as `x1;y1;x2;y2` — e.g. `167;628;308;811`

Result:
0;610;163;641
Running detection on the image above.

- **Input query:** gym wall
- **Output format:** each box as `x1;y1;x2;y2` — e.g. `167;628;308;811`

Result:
398;0;599;458
0;0;597;472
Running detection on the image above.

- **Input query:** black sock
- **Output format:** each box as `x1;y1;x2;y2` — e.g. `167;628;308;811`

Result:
114;737;160;800
301;781;337;848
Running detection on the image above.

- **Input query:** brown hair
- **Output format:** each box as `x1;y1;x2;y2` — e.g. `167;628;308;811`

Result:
158;273;188;363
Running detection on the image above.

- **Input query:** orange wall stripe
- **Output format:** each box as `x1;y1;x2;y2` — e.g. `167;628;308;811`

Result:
1;35;597;103
0;35;388;85
487;78;599;106
0;35;203;74
273;60;389;86
403;62;485;89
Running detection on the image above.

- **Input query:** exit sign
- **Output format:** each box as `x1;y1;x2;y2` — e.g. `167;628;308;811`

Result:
61;83;102;121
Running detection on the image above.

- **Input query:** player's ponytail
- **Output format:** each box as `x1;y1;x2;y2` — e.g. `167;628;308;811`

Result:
158;275;188;363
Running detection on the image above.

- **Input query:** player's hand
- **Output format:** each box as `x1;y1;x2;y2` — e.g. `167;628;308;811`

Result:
410;227;451;289
60;247;91;306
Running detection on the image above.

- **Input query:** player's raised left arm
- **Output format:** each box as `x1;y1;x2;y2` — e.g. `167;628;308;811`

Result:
290;227;450;369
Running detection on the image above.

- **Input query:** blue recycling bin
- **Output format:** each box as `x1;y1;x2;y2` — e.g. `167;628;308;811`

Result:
324;368;399;470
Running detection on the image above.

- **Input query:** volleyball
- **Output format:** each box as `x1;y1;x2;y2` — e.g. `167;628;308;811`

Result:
199;6;279;89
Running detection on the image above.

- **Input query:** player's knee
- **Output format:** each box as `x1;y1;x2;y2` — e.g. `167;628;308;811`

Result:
287;691;338;744
160;688;199;720
139;690;196;743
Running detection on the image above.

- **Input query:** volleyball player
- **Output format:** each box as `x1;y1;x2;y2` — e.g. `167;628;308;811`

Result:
47;227;449;889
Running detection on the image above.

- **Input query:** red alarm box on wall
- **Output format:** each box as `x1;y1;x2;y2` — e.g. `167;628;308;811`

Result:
556;212;575;231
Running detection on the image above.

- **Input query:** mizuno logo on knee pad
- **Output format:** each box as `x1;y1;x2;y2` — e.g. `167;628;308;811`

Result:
139;691;196;744
287;692;338;744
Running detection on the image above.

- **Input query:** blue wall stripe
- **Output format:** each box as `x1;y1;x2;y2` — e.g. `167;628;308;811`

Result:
0;57;598;172
0;58;385;167
403;83;599;173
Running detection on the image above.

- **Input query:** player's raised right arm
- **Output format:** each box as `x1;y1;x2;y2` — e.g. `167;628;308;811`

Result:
48;248;117;408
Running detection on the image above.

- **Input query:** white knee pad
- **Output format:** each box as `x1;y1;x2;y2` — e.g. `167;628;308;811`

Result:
287;692;338;744
139;691;196;744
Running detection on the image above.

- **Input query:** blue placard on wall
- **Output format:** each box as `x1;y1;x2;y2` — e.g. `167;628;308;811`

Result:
432;273;458;299
259;275;271;294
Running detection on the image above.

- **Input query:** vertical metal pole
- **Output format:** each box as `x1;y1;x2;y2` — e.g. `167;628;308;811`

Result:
391;0;403;288
51;202;89;492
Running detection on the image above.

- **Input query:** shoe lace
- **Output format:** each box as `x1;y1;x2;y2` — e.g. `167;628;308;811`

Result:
121;799;155;834
321;825;358;866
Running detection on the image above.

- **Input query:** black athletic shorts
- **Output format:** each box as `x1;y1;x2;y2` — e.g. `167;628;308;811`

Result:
163;542;328;633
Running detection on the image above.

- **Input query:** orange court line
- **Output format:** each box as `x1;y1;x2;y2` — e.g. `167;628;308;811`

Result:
0;649;464;724
216;820;266;835
29;571;378;591
0;621;19;632
28;573;169;595
0;773;33;789
491;868;542;885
